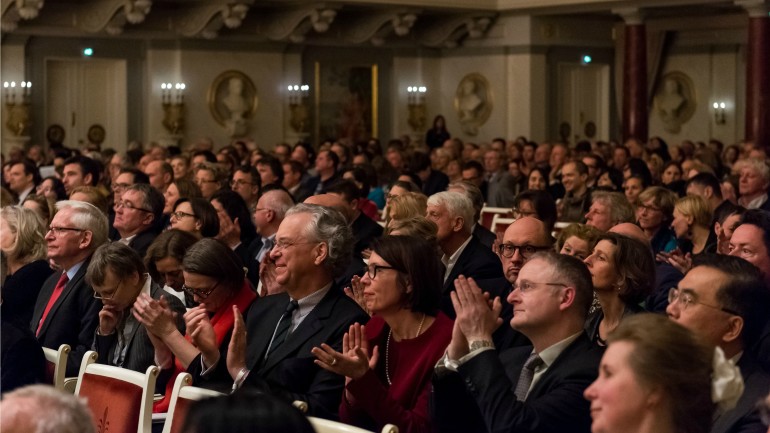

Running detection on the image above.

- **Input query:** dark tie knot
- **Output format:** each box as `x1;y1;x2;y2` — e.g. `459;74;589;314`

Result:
524;353;543;372
285;299;299;314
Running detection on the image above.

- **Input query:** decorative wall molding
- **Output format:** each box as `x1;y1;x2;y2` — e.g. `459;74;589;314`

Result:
2;0;44;33
174;1;253;39
262;5;339;43
417;14;496;48
79;0;151;34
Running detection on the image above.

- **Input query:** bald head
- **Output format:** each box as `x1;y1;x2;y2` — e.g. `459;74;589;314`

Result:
609;223;650;246
304;193;352;223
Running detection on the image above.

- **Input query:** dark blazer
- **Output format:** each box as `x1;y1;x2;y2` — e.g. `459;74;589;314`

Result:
93;281;186;374
1;260;54;328
127;228;159;259
486;171;518;208
2;316;46;393
241;286;370;420
431;332;602;433
473;225;497;249
711;353;770;433
422;170;450;197
441;235;504;317
31;259;101;376
245;237;265;288
752;319;770;373
351;213;383;256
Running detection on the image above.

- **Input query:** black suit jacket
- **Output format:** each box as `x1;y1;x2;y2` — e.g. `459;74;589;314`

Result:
441;235;504;317
711;353;770;433
93;282;186;374
474;225;497;249
127;228;159;259
240;286;370;420
351;213;383;256
431;333;602;433
752;319;770;373
2;316;45;392
31;259;101;376
422;170;449;196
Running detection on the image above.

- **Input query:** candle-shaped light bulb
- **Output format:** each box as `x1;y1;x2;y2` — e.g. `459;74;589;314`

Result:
720;102;726;109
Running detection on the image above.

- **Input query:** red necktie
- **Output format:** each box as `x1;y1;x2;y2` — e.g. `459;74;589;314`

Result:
36;272;69;337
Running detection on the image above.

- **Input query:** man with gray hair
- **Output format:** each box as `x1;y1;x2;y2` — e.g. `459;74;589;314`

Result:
737;159;770;211
113;183;164;258
427;191;503;316
222;203;369;419
447;181;496;248
584;190;635;232
248;189;295;288
32;200;107;375
0;385;95;433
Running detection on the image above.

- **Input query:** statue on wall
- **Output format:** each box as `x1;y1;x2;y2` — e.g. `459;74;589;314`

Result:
454;73;492;136
653;71;696;134
208;70;258;138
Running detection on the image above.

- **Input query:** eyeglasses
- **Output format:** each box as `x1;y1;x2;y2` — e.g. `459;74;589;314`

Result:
47;226;86;236
183;280;221;299
230;179;254;187
111;182;131;192
365;264;397;279
512;280;568;293
637;204;662;213
115;201;152;213
93;279;123;300
171;211;196;220
273;239;317;252
667;288;740;315
497;243;550;259
511;208;538;219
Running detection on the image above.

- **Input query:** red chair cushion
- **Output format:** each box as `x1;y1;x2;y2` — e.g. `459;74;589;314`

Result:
79;372;144;433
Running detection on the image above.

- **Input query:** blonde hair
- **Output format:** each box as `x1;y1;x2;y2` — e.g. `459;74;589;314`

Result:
386;216;438;244
675;195;712;229
69;186;109;215
388;192;428;223
0;206;47;263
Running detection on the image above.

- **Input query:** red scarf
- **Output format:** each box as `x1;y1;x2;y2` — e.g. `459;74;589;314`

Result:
153;281;256;413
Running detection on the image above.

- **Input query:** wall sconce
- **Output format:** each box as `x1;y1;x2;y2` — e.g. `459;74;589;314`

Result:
3;81;32;138
407;86;427;133
288;84;310;134
713;102;726;125
161;82;186;136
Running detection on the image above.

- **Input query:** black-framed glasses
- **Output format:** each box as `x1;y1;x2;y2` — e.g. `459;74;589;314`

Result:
171;211;196;220
115;200;152;213
512;280;568;293
47;226;86;236
497;243;550;259
511;208;538;219
93;279;123;300
365;264;397;279
195;177;219;185
667;288;740;315
183;280;221;299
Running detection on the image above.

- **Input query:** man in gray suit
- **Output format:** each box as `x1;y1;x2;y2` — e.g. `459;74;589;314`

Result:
88;242;185;374
484;149;518;208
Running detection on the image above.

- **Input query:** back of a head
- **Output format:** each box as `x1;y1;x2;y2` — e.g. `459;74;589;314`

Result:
687;172;722;200
597;232;656;304
607;314;714;433
0;385;96;433
182;391;314;433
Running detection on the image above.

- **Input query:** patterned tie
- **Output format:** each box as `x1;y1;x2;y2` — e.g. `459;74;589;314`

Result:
514;352;543;401
265;299;299;358
36;272;69;336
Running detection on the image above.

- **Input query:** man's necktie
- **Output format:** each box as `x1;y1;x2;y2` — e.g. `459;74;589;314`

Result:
265;299;299;358
36;273;69;337
514;352;544;401
256;238;273;263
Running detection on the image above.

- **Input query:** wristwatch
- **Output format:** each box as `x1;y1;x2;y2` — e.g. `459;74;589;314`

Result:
468;340;494;352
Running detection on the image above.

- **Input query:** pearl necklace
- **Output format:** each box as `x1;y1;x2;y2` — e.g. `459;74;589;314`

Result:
385;313;426;386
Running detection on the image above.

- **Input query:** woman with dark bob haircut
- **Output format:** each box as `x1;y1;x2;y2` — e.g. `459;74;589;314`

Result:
144;229;200;307
582;233;655;346
312;235;452;433
134;238;257;412
182;390;315;433
169;197;220;238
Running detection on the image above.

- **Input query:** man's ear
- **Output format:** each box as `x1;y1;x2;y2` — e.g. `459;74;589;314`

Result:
314;242;329;265
79;230;94;250
84;173;93;186
722;315;744;345
703;186;714;199
558;286;576;311
452;216;465;232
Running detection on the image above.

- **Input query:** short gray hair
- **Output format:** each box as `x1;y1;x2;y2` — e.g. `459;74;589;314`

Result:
591;191;634;226
741;158;770;182
86;242;146;287
427;191;475;231
1;385;96;433
261;189;294;220
286;203;353;277
55;200;109;250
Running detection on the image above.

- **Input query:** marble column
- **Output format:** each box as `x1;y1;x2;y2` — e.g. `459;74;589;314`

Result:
618;9;648;143
740;0;770;149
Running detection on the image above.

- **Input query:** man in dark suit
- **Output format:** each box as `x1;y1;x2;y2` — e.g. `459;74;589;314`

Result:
218;204;369;419
484;149;518;208
426;191;503;317
248;189;295;291
447;181;496;249
411;151;449;197
87;242;185;375
113;183;164;258
431;252;602;433
327;180;383;257
667;255;770;433
32;200;108;376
